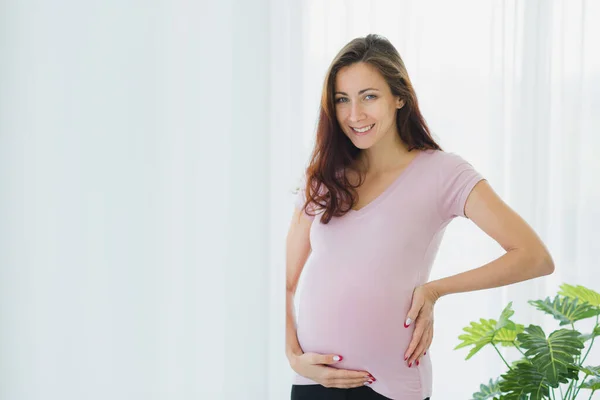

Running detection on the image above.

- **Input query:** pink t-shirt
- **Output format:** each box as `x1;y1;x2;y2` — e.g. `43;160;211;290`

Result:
293;149;485;400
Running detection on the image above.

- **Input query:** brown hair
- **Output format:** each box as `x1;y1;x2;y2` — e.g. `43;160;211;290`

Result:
299;34;442;223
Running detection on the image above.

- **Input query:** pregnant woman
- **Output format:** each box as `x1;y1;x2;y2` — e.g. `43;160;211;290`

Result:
285;34;555;400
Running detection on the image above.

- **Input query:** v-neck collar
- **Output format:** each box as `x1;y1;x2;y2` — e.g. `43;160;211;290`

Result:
346;150;425;217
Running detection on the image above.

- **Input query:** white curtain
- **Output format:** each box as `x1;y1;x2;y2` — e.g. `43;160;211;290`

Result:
1;1;598;399
0;0;271;399
270;0;600;399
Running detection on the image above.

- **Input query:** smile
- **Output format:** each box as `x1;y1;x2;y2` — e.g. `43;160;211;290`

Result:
351;124;375;135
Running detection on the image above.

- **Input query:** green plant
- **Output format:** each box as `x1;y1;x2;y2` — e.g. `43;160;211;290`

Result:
455;283;600;400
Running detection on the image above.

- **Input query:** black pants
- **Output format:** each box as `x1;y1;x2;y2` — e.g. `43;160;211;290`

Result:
291;384;430;400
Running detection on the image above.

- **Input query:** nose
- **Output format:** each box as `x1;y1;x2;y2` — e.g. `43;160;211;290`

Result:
349;101;365;123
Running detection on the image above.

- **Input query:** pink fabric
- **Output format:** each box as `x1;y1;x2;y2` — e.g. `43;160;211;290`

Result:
293;149;485;400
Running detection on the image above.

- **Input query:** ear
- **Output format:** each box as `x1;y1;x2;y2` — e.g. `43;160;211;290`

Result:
396;98;405;109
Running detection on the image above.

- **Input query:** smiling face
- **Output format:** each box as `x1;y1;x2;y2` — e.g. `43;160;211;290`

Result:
334;62;405;152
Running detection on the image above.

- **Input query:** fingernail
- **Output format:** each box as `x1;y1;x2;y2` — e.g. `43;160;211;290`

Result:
424;351;427;355
404;318;412;328
416;360;420;366
404;355;408;361
333;355;342;361
408;362;412;367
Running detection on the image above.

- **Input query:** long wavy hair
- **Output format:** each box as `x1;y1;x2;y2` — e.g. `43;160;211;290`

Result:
299;34;442;224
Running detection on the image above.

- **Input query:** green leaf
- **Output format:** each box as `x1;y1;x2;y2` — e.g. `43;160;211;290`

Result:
499;361;549;400
497;301;518;330
579;325;600;343
495;324;527;348
580;377;600;391
558;283;600;307
577;365;600;377
499;360;578;400
455;303;525;359
517;325;584;387
455;321;522;359
472;377;504;400
455;318;497;359
528;296;600;326
498;390;529;400
562;365;582;382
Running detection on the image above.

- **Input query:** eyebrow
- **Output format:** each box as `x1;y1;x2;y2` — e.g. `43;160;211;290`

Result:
334;88;380;96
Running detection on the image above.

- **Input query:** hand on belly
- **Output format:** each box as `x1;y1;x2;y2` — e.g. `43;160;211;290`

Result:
297;287;413;365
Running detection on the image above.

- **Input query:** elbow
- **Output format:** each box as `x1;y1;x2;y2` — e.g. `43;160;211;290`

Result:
286;281;298;295
535;249;555;276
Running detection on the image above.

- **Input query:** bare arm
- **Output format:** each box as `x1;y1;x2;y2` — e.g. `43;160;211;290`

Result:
285;208;312;362
427;180;555;299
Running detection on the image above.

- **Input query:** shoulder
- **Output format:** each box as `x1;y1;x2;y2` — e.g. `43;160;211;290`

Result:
419;149;471;167
423;150;485;219
419;149;483;191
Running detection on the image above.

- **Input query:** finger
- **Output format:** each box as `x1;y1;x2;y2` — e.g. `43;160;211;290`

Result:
313;353;344;365
404;321;426;361
404;291;425;328
323;370;376;388
404;302;423;328
330;376;375;387
430;321;434;348
420;323;433;358
350;380;375;388
331;371;376;383
424;324;433;354
333;368;375;381
409;326;432;366
329;380;373;389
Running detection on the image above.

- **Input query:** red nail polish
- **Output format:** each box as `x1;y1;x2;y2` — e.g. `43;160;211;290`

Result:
424;351;426;355
416;360;420;366
404;356;408;361
408;362;412;367
404;322;409;328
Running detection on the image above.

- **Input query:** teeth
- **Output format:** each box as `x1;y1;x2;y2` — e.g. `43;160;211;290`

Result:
352;124;374;133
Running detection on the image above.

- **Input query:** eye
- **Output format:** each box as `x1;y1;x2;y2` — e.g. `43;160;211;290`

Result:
365;94;377;100
335;97;348;104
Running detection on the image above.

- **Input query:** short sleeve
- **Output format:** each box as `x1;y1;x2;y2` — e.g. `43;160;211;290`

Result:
294;176;316;221
437;152;485;221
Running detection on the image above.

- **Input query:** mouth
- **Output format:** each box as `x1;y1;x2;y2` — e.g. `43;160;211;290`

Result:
350;124;375;136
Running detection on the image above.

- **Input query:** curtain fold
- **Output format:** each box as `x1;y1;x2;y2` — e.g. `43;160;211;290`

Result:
270;1;600;399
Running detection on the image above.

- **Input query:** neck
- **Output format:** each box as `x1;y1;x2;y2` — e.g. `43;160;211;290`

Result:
356;132;415;174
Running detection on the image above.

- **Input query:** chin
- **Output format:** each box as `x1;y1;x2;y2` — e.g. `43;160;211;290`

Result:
347;134;377;150
351;141;374;150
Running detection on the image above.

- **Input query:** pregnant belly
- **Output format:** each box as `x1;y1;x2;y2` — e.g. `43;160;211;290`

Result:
295;274;423;393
